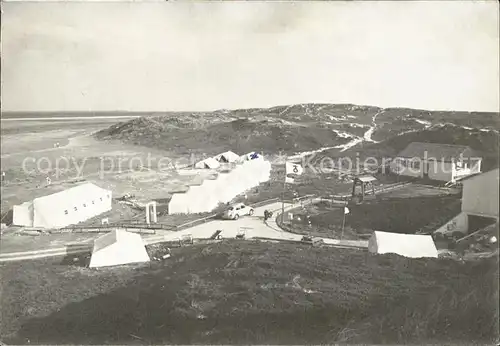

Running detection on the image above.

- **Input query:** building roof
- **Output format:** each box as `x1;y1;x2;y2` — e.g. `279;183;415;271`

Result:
396;142;477;162
355;175;377;183
456;168;499;183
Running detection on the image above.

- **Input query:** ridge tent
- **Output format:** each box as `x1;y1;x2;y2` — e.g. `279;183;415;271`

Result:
368;231;438;258
89;229;150;268
215;151;240;163
240;152;262;161
194;157;220;169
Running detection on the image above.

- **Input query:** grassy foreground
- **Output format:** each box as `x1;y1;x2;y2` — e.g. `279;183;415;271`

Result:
1;241;498;345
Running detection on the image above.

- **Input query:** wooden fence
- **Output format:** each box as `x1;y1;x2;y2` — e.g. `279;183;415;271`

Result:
48;197;284;235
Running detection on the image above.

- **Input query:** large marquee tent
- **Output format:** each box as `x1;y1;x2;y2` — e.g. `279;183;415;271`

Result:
168;152;271;214
12;182;112;229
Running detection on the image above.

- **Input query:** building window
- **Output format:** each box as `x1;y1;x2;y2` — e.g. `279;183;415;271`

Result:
64;210;68;215
411;160;420;169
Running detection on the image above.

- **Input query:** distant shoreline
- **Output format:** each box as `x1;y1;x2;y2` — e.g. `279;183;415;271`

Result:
0;115;143;121
0;112;162;120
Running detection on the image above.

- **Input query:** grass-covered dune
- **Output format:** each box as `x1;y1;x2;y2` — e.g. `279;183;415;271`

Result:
1;240;498;345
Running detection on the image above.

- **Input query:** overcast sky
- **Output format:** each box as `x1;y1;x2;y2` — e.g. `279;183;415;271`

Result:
1;1;499;112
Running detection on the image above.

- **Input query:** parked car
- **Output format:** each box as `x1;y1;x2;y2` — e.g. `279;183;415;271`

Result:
222;203;254;220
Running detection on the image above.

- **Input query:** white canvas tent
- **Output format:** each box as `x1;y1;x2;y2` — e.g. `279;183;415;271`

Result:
168;191;190;214
199;178;221;211
89;229;150;268
194;157;220;169
240;152;262;161
13;201;34;226
368;231;438;258
215;151;240;163
168;155;272;214
215;170;234;204
12;182;112;228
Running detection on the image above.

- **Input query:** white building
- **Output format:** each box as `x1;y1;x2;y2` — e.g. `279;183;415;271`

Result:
12;182;112;229
89;229;150;268
390;142;482;182
435;168;499;236
460;168;499;220
368;231;438;258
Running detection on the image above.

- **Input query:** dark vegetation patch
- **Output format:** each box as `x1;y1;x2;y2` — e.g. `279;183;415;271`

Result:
96;117;351;156
320;125;499;171
1;241;498;345
318;194;462;235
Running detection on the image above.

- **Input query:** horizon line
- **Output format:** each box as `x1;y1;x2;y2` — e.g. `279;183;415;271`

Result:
1;102;499;115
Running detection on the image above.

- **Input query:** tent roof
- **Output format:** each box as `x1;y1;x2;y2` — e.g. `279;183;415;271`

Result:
33;182;110;204
371;231;438;258
215;151;240;162
196;157;220;168
90;229;149;268
396;142;476;162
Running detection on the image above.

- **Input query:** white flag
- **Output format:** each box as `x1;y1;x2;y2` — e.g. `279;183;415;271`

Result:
285;162;304;175
285;176;295;184
344;207;350;214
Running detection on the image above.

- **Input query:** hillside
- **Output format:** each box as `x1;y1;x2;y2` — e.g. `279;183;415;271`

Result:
320;125;500;171
94;104;500;157
1;241;498;345
96;116;353;156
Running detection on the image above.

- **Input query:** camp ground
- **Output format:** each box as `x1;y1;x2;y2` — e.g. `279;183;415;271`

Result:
1;99;498;344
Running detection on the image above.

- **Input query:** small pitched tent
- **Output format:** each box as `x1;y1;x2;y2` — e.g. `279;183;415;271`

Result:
89;229;150;268
240;152;262;161
368;231;438;258
194;157;220;169
215;151;240;163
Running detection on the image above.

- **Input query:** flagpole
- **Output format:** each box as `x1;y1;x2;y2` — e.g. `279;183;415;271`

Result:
281;177;285;227
340;202;347;240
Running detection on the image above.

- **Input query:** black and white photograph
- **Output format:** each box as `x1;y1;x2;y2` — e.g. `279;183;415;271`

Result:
0;1;499;344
